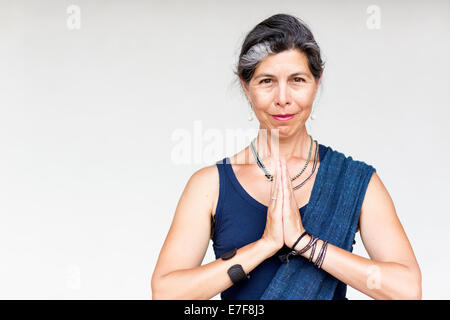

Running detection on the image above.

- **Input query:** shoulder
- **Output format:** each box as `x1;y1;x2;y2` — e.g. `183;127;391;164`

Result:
323;144;376;175
189;163;220;184
187;163;220;195
185;163;220;214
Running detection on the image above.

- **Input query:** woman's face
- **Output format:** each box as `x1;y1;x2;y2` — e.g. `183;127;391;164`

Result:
241;49;321;138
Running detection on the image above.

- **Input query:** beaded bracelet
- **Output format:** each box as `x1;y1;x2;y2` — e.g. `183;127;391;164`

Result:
308;236;319;263
297;234;328;269
296;234;316;255
314;240;329;269
309;240;324;266
278;232;330;277
318;241;329;269
278;231;313;265
291;231;308;251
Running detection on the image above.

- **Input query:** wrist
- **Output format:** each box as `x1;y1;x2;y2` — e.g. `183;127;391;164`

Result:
288;229;308;250
258;238;281;258
295;233;312;255
297;234;323;263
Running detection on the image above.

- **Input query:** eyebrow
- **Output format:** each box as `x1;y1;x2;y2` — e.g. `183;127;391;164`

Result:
253;71;310;80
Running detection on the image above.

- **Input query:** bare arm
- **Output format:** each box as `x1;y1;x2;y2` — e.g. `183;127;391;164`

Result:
295;172;422;299
151;165;279;300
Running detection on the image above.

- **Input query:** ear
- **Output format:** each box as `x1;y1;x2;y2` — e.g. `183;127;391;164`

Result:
315;74;322;90
239;77;251;102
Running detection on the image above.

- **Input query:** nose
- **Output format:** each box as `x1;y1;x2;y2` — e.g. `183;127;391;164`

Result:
274;81;291;108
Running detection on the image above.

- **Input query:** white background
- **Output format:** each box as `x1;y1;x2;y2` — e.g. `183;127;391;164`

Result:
0;0;449;299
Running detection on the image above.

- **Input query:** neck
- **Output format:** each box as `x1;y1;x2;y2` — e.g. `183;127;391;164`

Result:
253;128;313;162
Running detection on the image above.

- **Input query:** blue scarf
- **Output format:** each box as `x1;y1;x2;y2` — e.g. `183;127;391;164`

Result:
260;145;376;300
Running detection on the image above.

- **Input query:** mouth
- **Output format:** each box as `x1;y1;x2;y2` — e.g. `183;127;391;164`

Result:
271;114;295;122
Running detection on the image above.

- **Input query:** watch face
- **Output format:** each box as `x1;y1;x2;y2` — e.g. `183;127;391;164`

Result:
221;248;237;260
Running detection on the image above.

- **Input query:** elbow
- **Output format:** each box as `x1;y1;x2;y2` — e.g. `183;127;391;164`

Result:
402;266;422;300
152;281;170;300
151;273;168;300
415;286;422;300
151;279;160;300
151;286;164;300
406;280;422;300
385;264;422;300
151;272;190;300
151;268;210;300
411;268;422;300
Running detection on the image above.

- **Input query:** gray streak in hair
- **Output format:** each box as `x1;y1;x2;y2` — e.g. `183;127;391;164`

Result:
239;41;274;73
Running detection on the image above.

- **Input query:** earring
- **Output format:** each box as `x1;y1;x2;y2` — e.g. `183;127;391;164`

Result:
248;104;254;121
310;105;316;120
311;86;321;120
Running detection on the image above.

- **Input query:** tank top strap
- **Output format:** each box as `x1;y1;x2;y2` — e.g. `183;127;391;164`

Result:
215;157;229;186
214;157;230;225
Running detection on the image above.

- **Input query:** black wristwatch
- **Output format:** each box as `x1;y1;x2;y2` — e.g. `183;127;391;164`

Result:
227;264;250;285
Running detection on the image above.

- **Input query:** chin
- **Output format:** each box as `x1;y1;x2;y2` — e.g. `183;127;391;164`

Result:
272;126;292;138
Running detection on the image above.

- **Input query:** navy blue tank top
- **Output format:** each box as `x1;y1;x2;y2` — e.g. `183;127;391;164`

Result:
212;143;349;300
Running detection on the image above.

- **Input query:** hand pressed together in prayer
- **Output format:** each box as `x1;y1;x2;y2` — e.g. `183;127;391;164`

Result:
260;158;307;253
280;158;307;249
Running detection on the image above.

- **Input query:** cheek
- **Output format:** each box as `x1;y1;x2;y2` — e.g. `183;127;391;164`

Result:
251;94;273;111
294;89;316;106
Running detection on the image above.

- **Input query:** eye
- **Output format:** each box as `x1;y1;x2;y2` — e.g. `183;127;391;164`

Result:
293;77;305;83
260;78;272;84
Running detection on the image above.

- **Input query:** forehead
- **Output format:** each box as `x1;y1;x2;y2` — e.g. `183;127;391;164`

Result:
255;49;310;74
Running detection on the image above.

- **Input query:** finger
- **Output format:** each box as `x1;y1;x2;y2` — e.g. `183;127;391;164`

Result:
270;157;279;194
270;162;276;198
269;159;279;208
282;159;291;187
275;160;283;211
284;158;294;190
282;159;296;212
283;158;299;209
282;159;289;201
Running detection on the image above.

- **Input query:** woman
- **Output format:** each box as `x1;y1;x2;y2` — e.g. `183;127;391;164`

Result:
151;13;422;300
